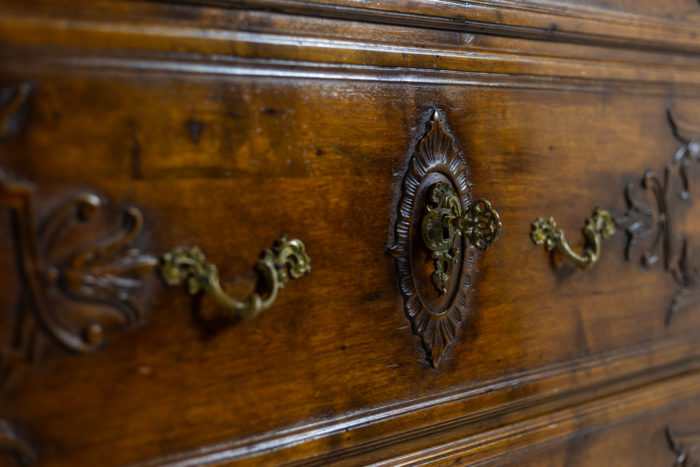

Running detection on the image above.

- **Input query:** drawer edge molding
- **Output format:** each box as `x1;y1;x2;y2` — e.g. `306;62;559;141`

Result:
145;346;700;467
390;110;500;368
151;0;700;55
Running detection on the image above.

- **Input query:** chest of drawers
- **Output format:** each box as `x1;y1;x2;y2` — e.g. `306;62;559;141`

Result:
2;0;700;465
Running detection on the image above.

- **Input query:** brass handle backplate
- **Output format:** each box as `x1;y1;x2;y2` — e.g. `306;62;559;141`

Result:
159;236;310;320
422;181;502;294
530;208;615;269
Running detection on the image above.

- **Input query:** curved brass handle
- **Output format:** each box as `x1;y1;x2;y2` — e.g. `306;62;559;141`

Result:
530;208;615;269
159;236;310;320
422;182;502;294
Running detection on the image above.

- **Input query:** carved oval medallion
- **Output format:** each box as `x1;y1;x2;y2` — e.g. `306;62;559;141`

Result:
391;110;497;367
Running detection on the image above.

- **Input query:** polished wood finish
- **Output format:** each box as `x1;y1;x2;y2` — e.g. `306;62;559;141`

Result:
2;0;700;465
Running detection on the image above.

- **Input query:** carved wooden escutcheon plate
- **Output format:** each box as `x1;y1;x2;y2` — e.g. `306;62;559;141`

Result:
391;110;499;367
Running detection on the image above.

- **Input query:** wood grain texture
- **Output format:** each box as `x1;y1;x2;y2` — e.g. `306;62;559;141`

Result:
488;393;700;467
3;3;700;94
370;370;700;466
1;0;700;465
0;64;696;465
137;336;700;465
150;0;700;54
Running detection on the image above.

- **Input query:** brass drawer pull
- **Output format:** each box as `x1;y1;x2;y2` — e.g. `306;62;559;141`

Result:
159;236;310;320
530;208;615;269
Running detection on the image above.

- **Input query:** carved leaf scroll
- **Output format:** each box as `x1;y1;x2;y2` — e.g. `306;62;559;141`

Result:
619;112;700;325
667;426;700;467
0;419;36;466
0;173;157;370
0;82;32;140
0;82;156;387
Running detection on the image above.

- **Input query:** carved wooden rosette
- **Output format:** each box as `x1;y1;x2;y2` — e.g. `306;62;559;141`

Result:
619;112;700;325
391;111;476;367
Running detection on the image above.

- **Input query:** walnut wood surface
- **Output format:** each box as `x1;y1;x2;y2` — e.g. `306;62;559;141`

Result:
492;388;700;467
1;0;700;465
155;0;700;54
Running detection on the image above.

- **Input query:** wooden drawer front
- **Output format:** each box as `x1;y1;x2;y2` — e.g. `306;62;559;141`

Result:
0;64;699;465
1;2;700;466
484;373;700;467
370;370;700;466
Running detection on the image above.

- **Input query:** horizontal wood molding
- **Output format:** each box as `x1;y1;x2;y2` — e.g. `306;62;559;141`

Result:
136;333;700;465
156;0;700;55
3;5;700;94
374;370;700;466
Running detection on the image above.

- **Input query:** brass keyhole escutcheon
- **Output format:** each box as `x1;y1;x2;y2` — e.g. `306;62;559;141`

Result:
421;182;502;294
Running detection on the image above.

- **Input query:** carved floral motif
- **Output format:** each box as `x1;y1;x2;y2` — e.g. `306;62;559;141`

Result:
619;112;700;325
0;419;36;466
0;82;32;140
0;82;156;388
667;426;700;467
0;174;157;384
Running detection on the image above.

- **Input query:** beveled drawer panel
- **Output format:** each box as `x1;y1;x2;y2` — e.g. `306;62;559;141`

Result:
1;2;700;465
1;66;699;465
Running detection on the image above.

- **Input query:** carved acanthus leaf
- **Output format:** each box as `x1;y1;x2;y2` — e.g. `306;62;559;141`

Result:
0;419;36;466
619;111;700;325
0;82;32;140
667;426;700;467
0;172;156;386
